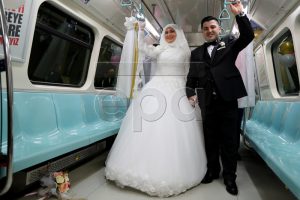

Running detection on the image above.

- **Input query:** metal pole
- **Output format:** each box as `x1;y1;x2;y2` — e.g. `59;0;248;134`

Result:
0;0;14;195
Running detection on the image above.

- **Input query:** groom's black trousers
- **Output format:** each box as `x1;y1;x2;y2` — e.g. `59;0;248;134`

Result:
202;95;239;181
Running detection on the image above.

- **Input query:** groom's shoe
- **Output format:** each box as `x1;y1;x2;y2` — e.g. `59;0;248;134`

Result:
224;179;238;195
201;171;219;184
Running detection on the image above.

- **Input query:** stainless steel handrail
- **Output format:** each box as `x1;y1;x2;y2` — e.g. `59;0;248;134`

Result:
0;0;14;196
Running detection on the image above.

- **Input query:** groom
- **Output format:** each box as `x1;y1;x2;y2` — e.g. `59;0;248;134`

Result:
186;1;254;195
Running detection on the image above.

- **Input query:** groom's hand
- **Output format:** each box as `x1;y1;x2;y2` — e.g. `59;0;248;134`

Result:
229;1;244;16
188;95;198;107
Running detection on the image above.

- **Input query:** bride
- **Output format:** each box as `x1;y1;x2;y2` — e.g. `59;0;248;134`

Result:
105;22;207;197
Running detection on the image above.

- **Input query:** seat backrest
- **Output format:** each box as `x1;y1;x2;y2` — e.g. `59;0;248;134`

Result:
14;93;58;137
53;93;85;131
81;94;102;124
281;102;300;143
259;101;274;128
95;94;128;123
268;102;289;135
251;101;264;122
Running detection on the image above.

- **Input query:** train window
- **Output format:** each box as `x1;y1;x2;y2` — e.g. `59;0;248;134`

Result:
271;31;299;96
94;37;122;89
28;2;94;87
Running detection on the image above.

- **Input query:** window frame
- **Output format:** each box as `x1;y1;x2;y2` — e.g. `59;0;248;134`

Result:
28;2;95;87
94;36;123;90
270;29;299;96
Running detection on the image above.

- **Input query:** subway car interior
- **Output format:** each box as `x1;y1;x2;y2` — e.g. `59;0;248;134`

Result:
0;0;300;199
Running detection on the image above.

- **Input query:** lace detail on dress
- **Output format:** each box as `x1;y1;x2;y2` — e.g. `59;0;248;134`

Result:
105;166;199;197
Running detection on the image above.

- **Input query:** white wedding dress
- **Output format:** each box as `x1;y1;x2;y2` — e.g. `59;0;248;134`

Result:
105;24;207;197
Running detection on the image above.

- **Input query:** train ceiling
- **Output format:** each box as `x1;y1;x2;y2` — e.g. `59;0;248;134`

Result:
73;0;299;45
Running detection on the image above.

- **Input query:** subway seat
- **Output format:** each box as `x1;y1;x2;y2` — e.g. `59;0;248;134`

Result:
245;100;300;199
0;92;127;176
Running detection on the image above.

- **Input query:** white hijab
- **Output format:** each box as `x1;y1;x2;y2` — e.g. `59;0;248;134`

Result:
160;24;191;77
157;24;191;60
138;24;191;86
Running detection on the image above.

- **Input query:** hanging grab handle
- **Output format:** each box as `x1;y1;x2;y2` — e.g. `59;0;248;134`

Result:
219;1;232;20
121;0;145;21
121;0;133;7
219;7;230;20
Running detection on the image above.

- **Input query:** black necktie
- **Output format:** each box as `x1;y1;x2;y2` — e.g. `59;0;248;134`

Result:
206;41;218;46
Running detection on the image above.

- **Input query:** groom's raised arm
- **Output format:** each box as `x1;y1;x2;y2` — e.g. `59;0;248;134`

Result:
232;15;254;54
230;1;255;54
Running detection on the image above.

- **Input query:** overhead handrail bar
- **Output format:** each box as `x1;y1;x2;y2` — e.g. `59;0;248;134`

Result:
0;0;14;196
224;0;238;5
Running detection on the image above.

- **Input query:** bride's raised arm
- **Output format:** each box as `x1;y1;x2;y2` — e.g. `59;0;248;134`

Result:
138;22;161;59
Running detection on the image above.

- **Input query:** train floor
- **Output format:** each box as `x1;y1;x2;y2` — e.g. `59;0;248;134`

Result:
16;142;297;200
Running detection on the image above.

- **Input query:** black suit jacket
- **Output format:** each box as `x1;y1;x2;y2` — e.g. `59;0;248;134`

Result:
186;15;254;104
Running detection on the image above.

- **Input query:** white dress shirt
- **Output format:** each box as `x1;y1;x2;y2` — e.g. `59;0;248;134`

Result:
207;45;215;57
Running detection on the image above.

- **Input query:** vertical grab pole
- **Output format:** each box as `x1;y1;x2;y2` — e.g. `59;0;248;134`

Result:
0;0;14;196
